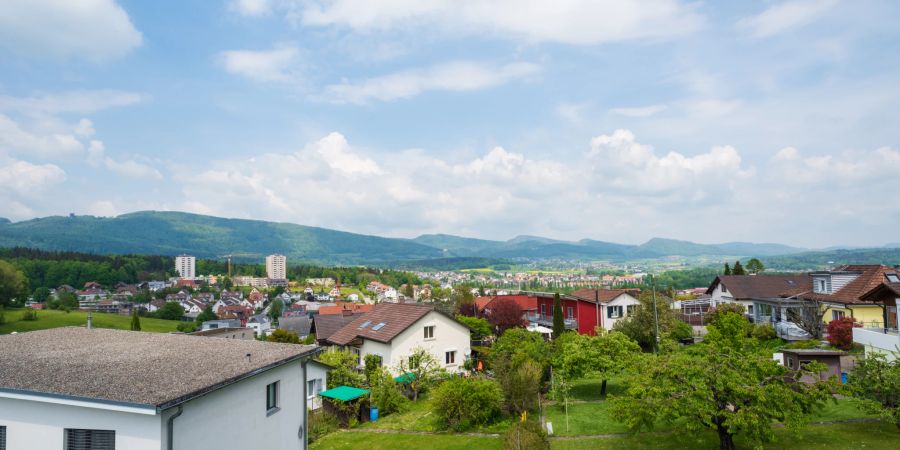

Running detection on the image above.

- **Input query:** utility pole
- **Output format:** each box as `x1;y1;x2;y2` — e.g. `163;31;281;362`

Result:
651;274;660;353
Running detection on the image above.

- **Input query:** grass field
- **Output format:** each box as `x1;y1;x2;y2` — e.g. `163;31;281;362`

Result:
551;422;898;449
311;431;502;450
0;308;183;334
358;395;513;434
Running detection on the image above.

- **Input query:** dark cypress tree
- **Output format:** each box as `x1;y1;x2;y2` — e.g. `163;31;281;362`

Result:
732;261;746;275
724;263;732;276
130;309;142;331
552;292;565;338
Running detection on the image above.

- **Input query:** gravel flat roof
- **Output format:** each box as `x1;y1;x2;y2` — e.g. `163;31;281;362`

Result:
0;327;318;408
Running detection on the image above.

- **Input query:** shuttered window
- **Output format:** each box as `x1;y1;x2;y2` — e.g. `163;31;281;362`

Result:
1;425;6;450
64;429;115;450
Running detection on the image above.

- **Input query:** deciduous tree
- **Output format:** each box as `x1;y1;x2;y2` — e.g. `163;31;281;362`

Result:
487;298;525;334
395;347;444;401
555;331;640;398
613;291;690;352
826;317;860;350
267;328;301;344
848;352;900;429
318;349;365;389
0;260;27;307
746;258;765;274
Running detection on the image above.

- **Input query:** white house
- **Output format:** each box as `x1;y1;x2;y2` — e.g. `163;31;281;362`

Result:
599;291;641;331
326;303;471;374
306;361;330;410
247;314;273;336
0;327;319;450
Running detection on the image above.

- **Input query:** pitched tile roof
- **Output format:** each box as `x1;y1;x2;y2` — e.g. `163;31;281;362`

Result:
313;313;361;341
706;275;811;299
803;265;895;305
570;288;641;303
326;302;435;346
318;303;374;315
474;295;538;312
0;327;317;408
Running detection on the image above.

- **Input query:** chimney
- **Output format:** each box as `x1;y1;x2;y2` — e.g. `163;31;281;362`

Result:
341;309;353;317
87;311;93;330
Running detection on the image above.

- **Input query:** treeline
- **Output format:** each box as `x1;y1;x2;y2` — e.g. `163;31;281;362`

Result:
0;247;423;292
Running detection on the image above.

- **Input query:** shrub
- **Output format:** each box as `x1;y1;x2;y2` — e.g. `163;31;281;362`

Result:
317;349;365;389
0;309;5;325
667;320;694;341
267;328;300;344
308;409;340;443
783;339;821;349
369;368;409;415
826;317;860;350
175;322;197;333
20;309;38;321
456;315;493;340
751;323;777;341
432;376;504;431
503;420;549;450
706;303;747;328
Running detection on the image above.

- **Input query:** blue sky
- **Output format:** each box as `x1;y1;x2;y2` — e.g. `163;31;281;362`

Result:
1;0;899;248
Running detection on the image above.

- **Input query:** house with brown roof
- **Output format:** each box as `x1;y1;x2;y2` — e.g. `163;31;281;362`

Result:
706;274;810;316
325;303;471;374
852;270;900;360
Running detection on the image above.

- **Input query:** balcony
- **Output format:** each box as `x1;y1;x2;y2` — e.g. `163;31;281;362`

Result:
526;313;577;330
853;327;900;361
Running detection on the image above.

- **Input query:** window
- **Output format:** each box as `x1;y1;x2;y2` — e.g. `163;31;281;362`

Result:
607;306;623;319
747;305;754;314
64;429;115;450
787;357;794;369
424;325;434;339
359;320;372;329
308;379;323;399
0;425;5;450
266;381;279;415
721;285;727;293
540;304;546;317
832;310;846;321
626;305;635;315
372;322;386;331
445;351;456;365
887;273;900;283
567;306;574;320
814;278;828;294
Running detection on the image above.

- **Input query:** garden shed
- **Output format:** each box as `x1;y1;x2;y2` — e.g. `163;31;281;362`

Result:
319;385;370;426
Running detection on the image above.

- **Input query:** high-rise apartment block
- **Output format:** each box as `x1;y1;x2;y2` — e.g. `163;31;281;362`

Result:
266;254;287;280
175;254;196;279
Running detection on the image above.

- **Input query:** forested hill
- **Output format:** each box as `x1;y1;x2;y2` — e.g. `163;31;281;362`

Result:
0;211;443;265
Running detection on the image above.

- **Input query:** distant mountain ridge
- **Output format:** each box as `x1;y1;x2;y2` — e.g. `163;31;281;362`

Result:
0;211;812;266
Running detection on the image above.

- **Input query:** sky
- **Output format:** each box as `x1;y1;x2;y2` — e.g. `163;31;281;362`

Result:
1;0;899;248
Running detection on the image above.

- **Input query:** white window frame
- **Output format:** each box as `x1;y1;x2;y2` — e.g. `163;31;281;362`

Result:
266;381;280;415
445;350;457;365
566;306;574;320
832;310;846;321
424;325;435;340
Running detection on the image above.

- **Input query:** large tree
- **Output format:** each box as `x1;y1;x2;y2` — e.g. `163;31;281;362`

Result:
612;315;837;450
723;263;732;276
555;331;640;398
267;328;301;344
786;299;828;339
552;292;565;338
848;352;899;429
317;349;365;389
486;298;525;334
130;309;142;331
613;291;691;352
0;260;27;307
395;347;444;401
195;305;218;323
157;302;185;321
732;261;746;275
746;258;765;274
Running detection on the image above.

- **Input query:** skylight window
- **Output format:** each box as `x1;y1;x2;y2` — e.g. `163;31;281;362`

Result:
359;320;372;329
887;274;900;283
372;322;386;331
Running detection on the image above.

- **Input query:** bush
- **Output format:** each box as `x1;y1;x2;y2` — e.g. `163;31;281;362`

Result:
369;368;409;415
456;315;493;340
267;328;301;344
20;309;38;321
826;317;860;350
432;376;504;431
503;420;549;450
308;409;340;443
783;339;821;349
706;303;747;328
667;320;694;341
751;323;777;341
175;322;198;333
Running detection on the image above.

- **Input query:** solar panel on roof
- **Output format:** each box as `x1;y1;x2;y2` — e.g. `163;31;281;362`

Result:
359;320;372;329
372;322;386;331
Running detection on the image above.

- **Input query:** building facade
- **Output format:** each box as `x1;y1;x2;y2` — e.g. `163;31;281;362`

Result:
174;254;196;279
266;254;287;280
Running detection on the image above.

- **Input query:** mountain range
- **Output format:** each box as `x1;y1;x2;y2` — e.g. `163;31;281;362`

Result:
0;211;820;266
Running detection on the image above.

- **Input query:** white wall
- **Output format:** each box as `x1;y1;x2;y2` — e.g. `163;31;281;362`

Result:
0;397;161;450
164;360;306;450
359;311;470;374
307;362;329;410
601;294;640;330
853;328;900;361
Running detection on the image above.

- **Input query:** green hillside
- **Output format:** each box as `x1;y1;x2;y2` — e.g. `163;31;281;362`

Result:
0;211;442;265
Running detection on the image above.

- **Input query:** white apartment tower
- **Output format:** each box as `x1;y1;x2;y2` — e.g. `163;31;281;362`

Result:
175;254;196;279
266;254;287;280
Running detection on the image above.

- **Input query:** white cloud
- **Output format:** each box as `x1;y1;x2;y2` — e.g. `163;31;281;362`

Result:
738;0;839;38
230;0;271;16
297;0;702;45
0;114;85;159
322;61;539;104
86;141;163;180
0;90;144;115
610;105;668;118
0;157;66;194
0;0;142;62
220;46;301;82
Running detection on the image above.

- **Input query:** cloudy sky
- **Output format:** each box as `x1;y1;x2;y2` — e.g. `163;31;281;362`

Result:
1;0;899;248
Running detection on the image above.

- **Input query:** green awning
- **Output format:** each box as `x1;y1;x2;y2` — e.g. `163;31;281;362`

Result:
394;372;416;384
319;385;370;402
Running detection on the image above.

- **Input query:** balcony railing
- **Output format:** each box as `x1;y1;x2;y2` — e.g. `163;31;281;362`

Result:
525;313;577;329
853;328;900;360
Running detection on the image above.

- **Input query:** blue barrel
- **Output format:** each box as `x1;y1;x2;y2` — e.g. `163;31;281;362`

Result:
841;372;848;384
370;407;379;422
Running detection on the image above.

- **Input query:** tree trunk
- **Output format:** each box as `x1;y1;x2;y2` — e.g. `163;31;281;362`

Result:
600;379;608;399
716;424;735;450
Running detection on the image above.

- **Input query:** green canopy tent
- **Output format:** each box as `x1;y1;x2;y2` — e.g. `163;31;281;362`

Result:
319;386;370;426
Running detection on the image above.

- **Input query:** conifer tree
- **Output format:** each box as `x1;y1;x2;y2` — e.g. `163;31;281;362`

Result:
552;292;565;338
724;263;732;275
130;309;141;331
732;261;746;275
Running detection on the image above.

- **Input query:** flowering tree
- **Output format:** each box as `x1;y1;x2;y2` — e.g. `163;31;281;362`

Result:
826;317;860;350
487;298;524;334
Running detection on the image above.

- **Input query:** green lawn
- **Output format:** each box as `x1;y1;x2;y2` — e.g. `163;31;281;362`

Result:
0;309;183;334
359;395;513;434
311;431;502;450
567;377;626;402
550;422;899;449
